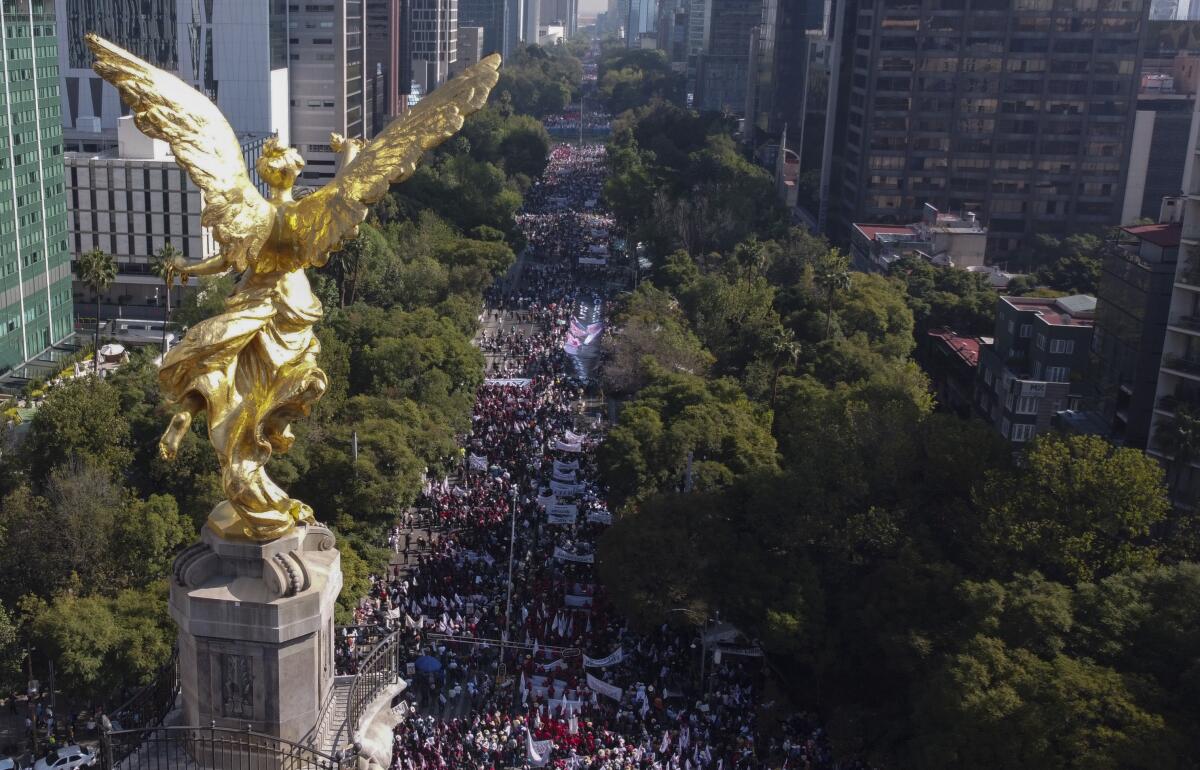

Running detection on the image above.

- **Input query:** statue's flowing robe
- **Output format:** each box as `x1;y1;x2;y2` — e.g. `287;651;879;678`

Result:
159;261;327;537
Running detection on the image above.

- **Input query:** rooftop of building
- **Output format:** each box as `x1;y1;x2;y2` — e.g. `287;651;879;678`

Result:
1001;294;1096;326
1121;222;1182;248
852;224;916;242
927;328;981;367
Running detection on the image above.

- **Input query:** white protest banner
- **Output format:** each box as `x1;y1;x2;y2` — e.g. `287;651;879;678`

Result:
564;430;586;444
551;480;585;496
537;659;568;673
554;459;580;473
553;468;577;482
554;440;582;453
586;510;613;525
468;453;488;471
484;378;531;387
553;546;594;564
536;493;557;509
548;503;578;517
564;593;593;608
586;673;623;702
547;509;578;525
583;647;625;668
526;731;552;767
578;256;607;266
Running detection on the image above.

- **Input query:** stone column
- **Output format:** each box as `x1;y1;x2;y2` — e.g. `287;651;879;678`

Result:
169;524;342;745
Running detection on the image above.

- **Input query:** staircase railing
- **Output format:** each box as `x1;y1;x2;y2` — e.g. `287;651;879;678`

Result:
345;627;405;733
99;724;356;770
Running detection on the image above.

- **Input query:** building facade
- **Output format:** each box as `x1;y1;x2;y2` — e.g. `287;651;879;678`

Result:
828;0;1147;255
411;0;457;93
694;0;760;114
975;295;1096;443
56;0;290;142
0;0;73;372
66;117;270;314
540;0;578;36
289;0;366;185
1089;222;1179;448
460;0;503;55
366;0;411;134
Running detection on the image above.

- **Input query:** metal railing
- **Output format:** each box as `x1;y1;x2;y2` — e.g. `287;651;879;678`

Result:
99;725;355;770
107;651;180;733
345;627;404;732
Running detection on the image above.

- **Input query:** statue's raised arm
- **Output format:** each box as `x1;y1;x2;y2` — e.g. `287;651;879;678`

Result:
88;34;500;541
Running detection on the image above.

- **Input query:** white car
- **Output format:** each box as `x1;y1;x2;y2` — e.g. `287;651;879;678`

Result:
0;757;20;770
32;747;95;770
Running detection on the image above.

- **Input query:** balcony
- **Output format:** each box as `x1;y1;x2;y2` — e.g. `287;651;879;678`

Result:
1169;315;1200;336
1176;259;1200;290
1162;354;1200;381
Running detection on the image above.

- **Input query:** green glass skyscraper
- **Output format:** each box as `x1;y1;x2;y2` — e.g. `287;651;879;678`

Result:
0;0;72;372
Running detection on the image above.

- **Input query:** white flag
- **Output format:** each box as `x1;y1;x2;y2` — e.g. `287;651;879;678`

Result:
527;730;553;767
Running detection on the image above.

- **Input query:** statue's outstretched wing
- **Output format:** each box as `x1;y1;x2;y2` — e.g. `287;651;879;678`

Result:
87;34;273;272
293;54;502;265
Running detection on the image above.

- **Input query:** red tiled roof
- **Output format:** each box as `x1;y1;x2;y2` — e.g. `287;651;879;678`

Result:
928;328;981;367
853;224;916;241
1121;222;1182;248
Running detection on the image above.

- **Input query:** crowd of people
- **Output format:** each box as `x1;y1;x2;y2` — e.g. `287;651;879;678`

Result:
333;136;856;768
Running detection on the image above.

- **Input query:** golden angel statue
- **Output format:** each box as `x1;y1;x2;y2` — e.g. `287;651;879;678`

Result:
87;34;500;541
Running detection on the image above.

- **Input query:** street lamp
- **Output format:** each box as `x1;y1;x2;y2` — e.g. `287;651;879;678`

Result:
503;486;519;652
666;608;714;691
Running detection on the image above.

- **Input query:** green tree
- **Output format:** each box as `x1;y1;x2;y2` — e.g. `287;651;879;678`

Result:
814;248;852;339
976;434;1170;583
24;377;132;487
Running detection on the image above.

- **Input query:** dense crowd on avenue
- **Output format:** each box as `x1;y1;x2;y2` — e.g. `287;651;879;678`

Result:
334;139;855;769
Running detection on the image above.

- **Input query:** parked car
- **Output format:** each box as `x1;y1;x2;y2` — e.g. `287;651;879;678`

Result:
1;756;23;770
32;746;94;770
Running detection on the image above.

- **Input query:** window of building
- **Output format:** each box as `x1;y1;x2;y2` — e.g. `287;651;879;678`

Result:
1050;339;1075;355
1008;319;1015;334
1034;360;1043;379
1036;332;1045;349
1016;396;1039;415
1011;423;1035;442
983;367;993;385
1020;323;1032;338
1045;366;1070;382
1000;417;1011;437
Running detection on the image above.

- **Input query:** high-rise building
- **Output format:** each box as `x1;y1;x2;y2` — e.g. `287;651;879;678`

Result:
826;0;1147;256
694;0;759;114
522;0;540;45
366;0;411;133
1089;220;1180;448
455;25;485;72
0;0;74;372
540;0;578;37
290;0;366;184
460;0;504;55
55;0;290;143
1122;60;1200;223
411;0;457;93
1148;125;1200;499
746;0;827;137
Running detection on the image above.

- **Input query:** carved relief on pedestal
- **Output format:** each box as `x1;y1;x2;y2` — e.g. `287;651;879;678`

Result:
220;653;254;719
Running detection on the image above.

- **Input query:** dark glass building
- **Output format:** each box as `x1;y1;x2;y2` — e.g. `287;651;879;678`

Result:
1089;223;1180;447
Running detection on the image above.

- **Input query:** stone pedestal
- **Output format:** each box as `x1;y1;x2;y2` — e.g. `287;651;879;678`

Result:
169;524;342;745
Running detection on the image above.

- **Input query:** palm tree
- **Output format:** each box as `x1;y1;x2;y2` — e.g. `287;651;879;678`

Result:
770;327;801;411
75;248;117;373
151;243;182;354
814;248;852;340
